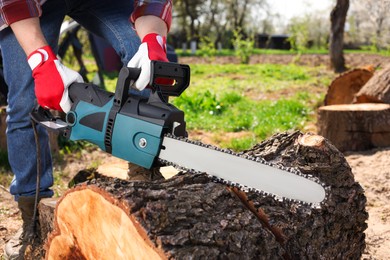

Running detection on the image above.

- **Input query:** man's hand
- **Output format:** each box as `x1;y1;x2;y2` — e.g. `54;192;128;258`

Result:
28;45;83;112
127;33;169;91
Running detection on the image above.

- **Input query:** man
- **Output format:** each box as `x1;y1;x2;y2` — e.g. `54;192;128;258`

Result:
0;0;172;258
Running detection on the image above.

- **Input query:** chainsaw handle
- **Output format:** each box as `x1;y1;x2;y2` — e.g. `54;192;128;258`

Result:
149;61;190;97
114;61;190;108
113;67;141;109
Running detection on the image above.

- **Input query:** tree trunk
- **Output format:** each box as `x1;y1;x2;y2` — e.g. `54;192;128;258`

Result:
40;131;367;259
329;0;349;73
354;64;390;104
317;103;390;151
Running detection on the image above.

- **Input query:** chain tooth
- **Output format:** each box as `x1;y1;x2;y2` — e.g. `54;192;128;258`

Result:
160;134;329;209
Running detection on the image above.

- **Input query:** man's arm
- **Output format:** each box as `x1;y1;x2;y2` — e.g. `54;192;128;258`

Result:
0;0;42;32
128;0;173;91
7;15;82;112
1;0;46;56
9;17;47;56
134;15;167;40
131;0;172;36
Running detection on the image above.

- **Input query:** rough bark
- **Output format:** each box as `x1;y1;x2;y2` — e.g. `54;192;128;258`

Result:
354;64;390;104
317;103;390;151
329;0;349;73
41;131;367;259
324;67;374;105
39;198;57;243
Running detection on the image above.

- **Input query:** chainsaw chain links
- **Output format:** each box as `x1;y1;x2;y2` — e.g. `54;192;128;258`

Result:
158;134;328;209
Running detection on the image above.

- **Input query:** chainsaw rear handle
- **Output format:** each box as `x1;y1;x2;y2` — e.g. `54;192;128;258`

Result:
69;60;190;108
113;61;190;108
149;61;190;97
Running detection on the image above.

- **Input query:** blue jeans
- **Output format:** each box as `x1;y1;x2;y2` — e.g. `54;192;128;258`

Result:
0;0;141;200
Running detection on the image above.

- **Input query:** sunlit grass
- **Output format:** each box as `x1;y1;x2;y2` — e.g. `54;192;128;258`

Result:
96;62;333;151
173;90;312;146
188;63;332;96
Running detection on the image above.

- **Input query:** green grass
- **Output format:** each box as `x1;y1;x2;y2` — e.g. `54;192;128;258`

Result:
176;48;331;57
188;63;332;95
68;53;336;152
177;47;390;57
168;63;334;150
173;90;311;141
93;62;333;151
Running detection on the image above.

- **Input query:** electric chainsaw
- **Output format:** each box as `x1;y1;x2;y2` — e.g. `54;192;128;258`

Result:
31;61;326;207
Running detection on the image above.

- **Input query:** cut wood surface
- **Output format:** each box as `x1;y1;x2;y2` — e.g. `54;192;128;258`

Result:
40;131;368;259
317;103;390;152
354;64;390;104
324;67;374;105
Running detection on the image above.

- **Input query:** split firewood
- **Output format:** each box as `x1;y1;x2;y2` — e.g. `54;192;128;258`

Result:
354;64;390;104
324;66;374;105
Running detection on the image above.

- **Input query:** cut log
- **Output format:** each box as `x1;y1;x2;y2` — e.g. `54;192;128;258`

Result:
354;64;390;104
39;131;367;259
317;103;390;151
45;174;284;259
324;67;374;105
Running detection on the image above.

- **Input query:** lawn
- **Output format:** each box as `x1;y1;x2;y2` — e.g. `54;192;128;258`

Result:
94;60;335;151
169;63;334;150
40;53;337;151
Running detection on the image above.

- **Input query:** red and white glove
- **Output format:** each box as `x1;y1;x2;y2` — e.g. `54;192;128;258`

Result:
28;45;83;112
127;33;170;91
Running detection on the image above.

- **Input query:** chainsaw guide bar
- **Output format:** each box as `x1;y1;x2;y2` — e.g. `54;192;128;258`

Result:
158;134;328;209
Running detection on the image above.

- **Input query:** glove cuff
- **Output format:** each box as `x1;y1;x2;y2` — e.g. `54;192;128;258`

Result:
27;45;56;70
142;33;167;53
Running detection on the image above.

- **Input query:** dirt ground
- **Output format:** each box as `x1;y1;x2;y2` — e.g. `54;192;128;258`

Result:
1;53;390;259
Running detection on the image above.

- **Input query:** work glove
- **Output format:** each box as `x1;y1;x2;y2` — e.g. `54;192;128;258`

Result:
28;45;83;112
127;33;170;91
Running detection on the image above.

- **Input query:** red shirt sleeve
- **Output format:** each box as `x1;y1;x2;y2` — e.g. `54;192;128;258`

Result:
130;0;172;31
0;0;42;29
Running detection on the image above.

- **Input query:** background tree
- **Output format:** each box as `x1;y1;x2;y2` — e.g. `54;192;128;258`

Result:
329;0;349;73
172;0;205;44
348;0;390;51
199;0;228;48
171;0;268;49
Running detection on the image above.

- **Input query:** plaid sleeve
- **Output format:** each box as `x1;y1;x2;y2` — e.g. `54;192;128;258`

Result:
0;0;42;30
130;0;172;31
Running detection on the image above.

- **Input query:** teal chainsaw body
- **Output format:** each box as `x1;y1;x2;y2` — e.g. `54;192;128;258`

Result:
32;61;190;169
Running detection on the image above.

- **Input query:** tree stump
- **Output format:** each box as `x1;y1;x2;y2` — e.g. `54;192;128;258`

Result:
40;131;368;259
324;67;374;105
354;64;390;104
317;103;390;152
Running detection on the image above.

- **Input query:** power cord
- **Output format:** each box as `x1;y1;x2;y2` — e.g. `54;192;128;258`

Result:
27;118;42;243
